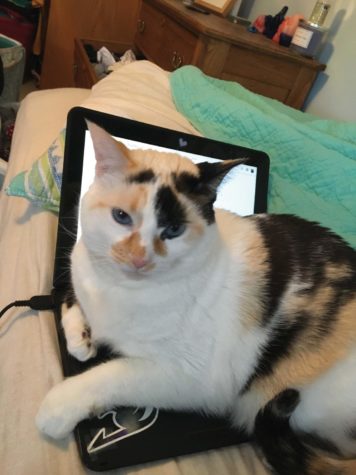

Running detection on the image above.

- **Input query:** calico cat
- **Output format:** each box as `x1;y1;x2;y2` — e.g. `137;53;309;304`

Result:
36;121;356;475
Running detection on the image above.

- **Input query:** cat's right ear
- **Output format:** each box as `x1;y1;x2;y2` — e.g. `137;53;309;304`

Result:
86;120;134;178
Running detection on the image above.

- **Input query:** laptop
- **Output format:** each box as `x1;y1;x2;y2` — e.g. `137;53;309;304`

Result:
52;107;270;471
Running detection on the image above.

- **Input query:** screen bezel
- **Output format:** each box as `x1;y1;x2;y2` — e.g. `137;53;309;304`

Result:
53;107;269;289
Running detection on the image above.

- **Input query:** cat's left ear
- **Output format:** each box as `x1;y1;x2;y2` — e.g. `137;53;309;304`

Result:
197;159;248;190
176;159;248;224
86;120;134;178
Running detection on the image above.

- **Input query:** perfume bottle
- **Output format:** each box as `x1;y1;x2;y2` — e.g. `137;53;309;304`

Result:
309;1;332;27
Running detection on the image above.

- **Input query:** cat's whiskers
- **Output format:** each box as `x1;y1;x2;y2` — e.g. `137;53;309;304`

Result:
58;219;79;240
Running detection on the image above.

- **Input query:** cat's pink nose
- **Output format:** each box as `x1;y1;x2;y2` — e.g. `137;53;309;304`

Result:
131;257;149;269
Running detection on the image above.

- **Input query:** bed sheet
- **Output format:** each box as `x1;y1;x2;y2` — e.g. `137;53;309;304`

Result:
0;61;269;475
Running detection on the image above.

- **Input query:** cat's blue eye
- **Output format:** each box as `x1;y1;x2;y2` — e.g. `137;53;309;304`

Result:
111;208;132;226
161;223;186;240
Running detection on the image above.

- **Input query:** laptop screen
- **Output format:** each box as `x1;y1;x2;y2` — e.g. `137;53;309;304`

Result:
54;107;269;288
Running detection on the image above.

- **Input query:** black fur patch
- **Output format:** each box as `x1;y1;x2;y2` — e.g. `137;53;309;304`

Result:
255;215;301;324
269;388;300;416
254;389;311;475
255;213;356;327
174;171;216;224
174;161;242;224
255;390;345;475
243;214;356;391
128;169;156;184
63;282;76;308
242;312;308;393
154;185;186;228
197;160;243;186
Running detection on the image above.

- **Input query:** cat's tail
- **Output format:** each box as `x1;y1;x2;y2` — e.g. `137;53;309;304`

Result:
254;389;356;475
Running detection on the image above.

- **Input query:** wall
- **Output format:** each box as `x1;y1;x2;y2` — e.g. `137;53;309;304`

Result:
239;0;356;122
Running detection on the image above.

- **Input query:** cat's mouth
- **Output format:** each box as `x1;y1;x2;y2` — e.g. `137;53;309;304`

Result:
120;262;156;279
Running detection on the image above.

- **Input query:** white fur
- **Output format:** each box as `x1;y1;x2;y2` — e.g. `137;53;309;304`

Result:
291;347;356;456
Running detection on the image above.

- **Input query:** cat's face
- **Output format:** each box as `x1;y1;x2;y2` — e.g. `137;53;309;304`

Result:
80;122;241;279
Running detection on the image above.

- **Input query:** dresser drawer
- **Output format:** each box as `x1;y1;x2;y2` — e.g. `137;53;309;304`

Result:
136;1;165;64
136;0;197;70
160;15;197;70
220;45;313;106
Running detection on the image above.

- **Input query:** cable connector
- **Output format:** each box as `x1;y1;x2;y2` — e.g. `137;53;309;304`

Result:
29;295;56;311
0;295;56;319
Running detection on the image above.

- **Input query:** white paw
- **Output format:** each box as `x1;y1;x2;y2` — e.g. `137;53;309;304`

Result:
36;380;88;439
62;304;97;362
67;324;97;362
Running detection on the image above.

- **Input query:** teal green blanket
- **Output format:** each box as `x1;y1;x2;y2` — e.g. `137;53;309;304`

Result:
170;66;356;248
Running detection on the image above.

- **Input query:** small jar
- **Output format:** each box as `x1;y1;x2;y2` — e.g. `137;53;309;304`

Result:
309;1;332;27
290;20;327;58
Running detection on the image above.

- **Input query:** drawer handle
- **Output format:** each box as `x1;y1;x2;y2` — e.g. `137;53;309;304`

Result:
138;19;145;33
171;51;183;69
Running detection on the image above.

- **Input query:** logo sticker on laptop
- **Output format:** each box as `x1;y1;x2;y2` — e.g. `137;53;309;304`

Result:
179;138;188;147
87;407;159;453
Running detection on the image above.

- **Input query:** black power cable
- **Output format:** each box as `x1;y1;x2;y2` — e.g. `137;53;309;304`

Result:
0;295;56;319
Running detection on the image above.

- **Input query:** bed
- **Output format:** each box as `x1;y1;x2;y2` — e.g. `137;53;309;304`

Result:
0;60;270;475
1;58;355;475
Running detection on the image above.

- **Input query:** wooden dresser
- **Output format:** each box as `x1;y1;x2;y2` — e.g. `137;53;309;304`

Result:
135;0;326;109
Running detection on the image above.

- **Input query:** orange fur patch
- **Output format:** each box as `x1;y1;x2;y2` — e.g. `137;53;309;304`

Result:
325;263;353;281
236;219;270;329
153;236;167;257
111;232;146;265
130;148;199;178
280;283;335;326
309;454;356;475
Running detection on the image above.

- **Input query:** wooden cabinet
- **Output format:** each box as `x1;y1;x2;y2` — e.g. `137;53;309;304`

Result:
40;0;141;89
135;0;326;109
